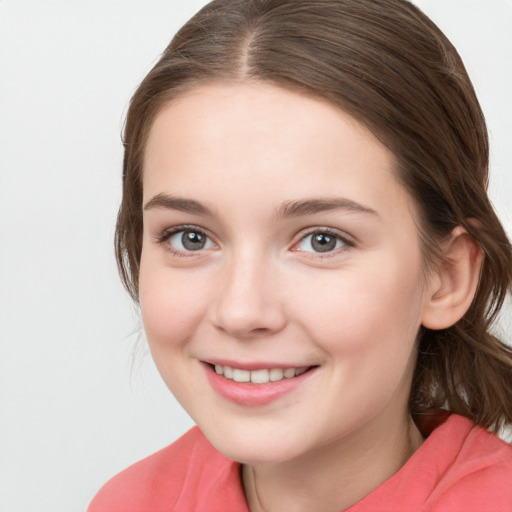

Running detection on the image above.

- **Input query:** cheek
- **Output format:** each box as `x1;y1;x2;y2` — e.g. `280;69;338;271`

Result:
295;262;424;418
138;264;213;404
293;256;425;359
139;265;209;350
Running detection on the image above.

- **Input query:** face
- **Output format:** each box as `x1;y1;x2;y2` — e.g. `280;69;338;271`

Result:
139;83;434;465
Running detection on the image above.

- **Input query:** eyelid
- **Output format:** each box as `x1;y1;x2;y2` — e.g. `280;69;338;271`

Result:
154;224;218;256
291;227;355;255
153;224;355;258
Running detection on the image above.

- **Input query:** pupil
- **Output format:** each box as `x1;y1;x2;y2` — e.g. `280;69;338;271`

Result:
311;233;336;253
182;231;206;250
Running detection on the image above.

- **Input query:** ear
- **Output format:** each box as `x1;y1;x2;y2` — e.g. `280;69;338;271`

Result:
421;227;483;330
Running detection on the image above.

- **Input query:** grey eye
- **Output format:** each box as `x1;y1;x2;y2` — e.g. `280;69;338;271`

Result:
169;230;214;252
296;232;345;253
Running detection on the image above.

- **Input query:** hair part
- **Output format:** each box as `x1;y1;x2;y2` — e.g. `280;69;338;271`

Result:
116;0;512;431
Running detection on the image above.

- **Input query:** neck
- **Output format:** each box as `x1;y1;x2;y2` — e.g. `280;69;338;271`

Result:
242;411;424;512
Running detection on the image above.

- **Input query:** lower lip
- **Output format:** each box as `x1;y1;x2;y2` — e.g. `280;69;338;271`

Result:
204;364;316;406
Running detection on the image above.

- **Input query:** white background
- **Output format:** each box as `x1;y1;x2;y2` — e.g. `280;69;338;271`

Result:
0;1;511;511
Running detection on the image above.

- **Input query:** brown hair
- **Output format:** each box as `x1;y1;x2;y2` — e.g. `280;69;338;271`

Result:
116;0;512;431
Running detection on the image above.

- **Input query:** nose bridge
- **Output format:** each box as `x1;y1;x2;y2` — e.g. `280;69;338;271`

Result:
212;245;285;337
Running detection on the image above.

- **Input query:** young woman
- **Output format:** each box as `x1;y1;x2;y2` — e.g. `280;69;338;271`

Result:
88;0;512;510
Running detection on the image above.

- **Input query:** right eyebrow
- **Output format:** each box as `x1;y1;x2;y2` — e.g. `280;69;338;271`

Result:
275;197;379;220
143;193;214;216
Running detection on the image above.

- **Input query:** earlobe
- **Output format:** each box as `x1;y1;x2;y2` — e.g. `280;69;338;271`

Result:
421;227;483;330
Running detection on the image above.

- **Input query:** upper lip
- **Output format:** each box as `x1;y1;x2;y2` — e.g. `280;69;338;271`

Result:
202;358;315;371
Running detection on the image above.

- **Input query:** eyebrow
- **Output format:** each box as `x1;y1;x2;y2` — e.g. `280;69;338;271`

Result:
143;193;379;220
143;193;214;216
275;197;379;220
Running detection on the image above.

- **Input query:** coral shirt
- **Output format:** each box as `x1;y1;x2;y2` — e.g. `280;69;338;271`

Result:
88;414;512;511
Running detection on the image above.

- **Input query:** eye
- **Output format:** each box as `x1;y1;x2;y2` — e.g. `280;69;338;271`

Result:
163;228;215;253
295;230;348;254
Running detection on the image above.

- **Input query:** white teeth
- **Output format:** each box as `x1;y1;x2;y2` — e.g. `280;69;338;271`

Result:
232;369;251;382
269;368;284;381
284;368;296;379
213;365;309;384
251;369;269;384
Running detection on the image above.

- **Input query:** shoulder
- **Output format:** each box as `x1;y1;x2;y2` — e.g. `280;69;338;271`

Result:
87;426;246;512
349;413;512;512
426;415;512;511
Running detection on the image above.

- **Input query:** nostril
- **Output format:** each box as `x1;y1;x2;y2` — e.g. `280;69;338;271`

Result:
213;318;282;339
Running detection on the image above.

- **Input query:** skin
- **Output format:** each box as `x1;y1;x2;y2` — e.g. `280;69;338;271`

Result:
139;82;439;511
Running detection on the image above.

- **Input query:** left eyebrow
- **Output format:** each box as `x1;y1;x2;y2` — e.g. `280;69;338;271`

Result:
143;193;214;216
275;197;379;220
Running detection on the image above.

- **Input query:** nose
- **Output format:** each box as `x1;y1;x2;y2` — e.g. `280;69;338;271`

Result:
211;250;287;339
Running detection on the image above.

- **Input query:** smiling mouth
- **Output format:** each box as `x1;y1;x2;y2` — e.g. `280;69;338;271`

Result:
211;364;312;384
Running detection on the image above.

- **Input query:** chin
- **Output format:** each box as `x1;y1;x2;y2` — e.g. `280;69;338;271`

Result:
199;422;302;466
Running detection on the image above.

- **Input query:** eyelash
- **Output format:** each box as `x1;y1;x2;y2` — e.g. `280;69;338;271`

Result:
292;227;355;258
154;225;355;258
155;225;215;258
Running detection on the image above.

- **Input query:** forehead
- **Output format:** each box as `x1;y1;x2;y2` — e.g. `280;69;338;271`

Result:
142;82;414;223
